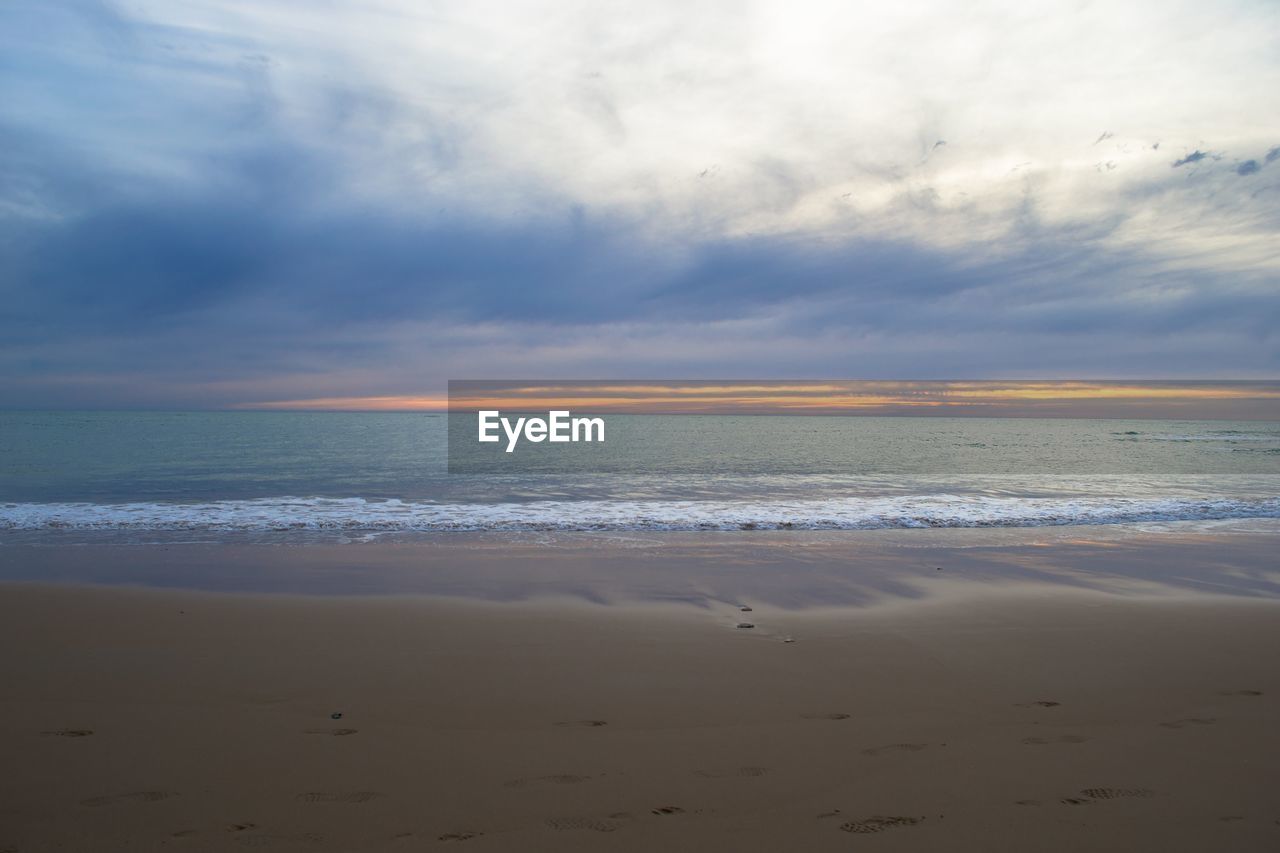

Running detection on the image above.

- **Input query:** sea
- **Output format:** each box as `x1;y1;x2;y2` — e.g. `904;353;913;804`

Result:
2;411;1279;543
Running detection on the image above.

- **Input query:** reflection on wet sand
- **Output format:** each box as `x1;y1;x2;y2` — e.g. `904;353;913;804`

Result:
1;528;1277;607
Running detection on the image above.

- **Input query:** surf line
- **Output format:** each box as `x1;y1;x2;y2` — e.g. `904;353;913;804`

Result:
477;410;604;453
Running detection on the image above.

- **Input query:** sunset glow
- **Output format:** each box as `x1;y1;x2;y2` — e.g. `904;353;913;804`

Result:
242;381;1280;418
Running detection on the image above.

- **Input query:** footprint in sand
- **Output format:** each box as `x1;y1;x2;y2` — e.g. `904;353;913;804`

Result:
1021;734;1088;745
81;791;176;807
800;712;850;720
839;815;923;834
503;774;590;789
1017;700;1062;708
862;743;929;756
545;817;623;833
1079;787;1154;800
651;806;685;816
298;791;380;804
554;720;608;727
302;728;358;736
225;823;256;832
42;729;93;737
1014;800;1041;806
438;831;483;841
1159;717;1216;729
1062;787;1153;804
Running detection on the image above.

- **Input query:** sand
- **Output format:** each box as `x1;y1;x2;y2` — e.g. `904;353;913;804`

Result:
1;539;1279;851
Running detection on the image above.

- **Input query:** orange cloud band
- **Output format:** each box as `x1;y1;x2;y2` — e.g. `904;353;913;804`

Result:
240;381;1280;416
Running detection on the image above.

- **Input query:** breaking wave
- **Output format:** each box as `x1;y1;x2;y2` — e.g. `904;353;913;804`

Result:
3;494;1280;533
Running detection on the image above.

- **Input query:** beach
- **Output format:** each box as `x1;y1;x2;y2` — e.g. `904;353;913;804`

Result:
2;534;1278;851
8;0;1280;847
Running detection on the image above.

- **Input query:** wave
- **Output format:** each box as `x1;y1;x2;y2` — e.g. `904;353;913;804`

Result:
1114;430;1280;442
3;495;1280;532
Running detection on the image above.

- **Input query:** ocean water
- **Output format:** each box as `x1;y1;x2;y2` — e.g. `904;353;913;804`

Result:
1;411;1279;539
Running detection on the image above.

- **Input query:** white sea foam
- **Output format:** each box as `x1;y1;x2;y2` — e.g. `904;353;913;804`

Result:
2;495;1279;532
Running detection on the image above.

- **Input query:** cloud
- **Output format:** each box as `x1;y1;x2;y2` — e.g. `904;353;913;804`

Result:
1171;150;1210;168
1;0;1279;407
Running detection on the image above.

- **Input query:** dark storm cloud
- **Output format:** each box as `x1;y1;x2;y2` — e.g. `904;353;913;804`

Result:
1;118;1258;343
4;140;1277;408
1267;146;1280;164
1236;160;1260;175
1171;150;1210;168
1;185;659;338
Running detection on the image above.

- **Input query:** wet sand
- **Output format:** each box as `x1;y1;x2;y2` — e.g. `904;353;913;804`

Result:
4;527;1280;603
1;537;1279;851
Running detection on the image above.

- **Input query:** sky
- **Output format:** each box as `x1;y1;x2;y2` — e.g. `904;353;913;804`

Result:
436;381;1280;418
1;0;1278;410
